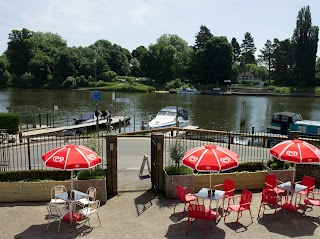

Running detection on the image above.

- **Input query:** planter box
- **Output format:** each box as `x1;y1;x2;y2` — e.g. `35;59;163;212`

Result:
194;171;268;192
164;170;194;198
163;170;268;198
264;165;296;183
0;179;107;203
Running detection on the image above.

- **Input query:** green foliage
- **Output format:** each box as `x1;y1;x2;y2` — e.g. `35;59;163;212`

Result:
77;167;106;180
266;85;290;93
83;138;102;156
168;135;187;166
164;78;184;90
0;168;106;182
0;170;71;182
266;157;292;170
0;112;21;134
227;162;265;172
90;81;155;92
165;165;193;175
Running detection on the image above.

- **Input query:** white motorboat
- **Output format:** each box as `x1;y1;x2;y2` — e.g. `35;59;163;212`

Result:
176;87;201;95
148;106;189;128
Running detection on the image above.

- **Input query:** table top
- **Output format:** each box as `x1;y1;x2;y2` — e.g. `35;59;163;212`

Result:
55;190;87;203
277;181;307;193
195;188;225;201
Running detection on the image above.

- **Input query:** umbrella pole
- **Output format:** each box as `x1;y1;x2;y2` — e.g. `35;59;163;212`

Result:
292;163;296;183
71;171;74;191
210;171;212;189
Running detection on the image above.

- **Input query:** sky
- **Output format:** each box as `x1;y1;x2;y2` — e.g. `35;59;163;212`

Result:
0;0;320;56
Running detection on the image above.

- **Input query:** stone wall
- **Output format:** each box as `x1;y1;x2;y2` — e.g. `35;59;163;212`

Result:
296;164;320;187
74;179;107;204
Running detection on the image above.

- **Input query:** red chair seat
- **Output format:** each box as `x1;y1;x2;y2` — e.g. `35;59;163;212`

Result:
229;204;250;212
185;193;197;202
305;198;320;207
205;209;218;220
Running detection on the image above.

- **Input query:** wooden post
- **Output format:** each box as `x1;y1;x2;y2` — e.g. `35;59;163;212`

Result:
106;134;118;197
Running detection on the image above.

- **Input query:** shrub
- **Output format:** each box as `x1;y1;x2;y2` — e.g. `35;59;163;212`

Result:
266;157;292;170
165;165;193;175
77;167;106;180
0;112;21;134
168;135;187;166
0;170;71;182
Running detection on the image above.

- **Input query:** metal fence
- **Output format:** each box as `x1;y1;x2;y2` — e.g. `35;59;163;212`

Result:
1;128;320;171
0;134;107;171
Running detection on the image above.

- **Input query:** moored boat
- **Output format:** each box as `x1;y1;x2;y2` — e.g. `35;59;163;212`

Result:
148;106;189;128
176;87;201;95
268;111;320;137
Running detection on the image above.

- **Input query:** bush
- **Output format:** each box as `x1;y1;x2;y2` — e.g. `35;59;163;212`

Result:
266;157;292;170
0;170;71;182
0;112;21;134
77;167;106;180
165;165;193;175
0;168;106;182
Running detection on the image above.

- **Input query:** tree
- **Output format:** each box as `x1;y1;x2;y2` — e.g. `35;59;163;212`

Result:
193;37;233;84
141;34;191;84
259;39;275;84
273;39;294;85
240;32;256;64
231;37;241;63
6;28;34;79
292;5;319;86
194;25;213;50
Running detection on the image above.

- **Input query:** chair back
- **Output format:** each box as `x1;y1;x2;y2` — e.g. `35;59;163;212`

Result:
261;189;278;204
265;174;276;189
223;178;235;197
80;200;100;218
51;185;67;198
46;203;64;217
240;189;252;207
188;203;206;220
176;185;186;200
301;176;315;191
87;187;97;201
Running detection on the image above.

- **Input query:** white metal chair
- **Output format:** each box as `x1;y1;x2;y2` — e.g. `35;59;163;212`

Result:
78;200;101;227
46;203;69;232
77;187;97;208
50;185;67;205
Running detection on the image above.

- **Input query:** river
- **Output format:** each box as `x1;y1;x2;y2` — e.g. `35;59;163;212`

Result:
1;88;320;133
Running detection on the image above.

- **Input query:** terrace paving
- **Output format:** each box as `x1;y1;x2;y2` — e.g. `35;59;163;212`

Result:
0;189;319;239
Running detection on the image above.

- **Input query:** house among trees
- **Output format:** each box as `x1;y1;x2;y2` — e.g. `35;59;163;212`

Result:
238;71;263;86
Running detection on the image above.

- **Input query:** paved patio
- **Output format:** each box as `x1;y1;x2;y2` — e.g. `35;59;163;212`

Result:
0;189;319;239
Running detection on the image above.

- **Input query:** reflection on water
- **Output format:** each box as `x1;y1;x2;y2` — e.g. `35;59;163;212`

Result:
1;88;320;133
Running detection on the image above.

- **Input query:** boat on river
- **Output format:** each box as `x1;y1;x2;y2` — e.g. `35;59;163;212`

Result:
268;111;320;137
176;87;201;95
148;106;189;128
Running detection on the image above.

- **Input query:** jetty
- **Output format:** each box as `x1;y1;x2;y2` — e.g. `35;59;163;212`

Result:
21;115;130;138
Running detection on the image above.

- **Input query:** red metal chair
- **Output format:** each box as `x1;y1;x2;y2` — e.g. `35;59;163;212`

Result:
303;190;320;216
224;189;253;226
265;174;286;195
186;203;216;238
173;185;197;217
213;178;235;204
296;175;315;202
257;189;282;220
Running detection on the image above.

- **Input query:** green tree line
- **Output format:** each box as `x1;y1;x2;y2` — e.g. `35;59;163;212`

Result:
0;5;319;90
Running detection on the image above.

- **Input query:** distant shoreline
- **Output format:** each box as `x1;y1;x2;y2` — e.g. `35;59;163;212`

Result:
155;90;320;97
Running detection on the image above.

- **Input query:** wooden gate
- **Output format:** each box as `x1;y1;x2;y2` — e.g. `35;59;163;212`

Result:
151;133;164;192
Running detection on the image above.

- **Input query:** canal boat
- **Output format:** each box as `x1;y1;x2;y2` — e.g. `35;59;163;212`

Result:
268;111;320;137
148;106;189;128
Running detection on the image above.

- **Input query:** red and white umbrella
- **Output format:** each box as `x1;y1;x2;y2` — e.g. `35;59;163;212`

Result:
182;145;239;188
270;139;320;182
42;144;102;190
